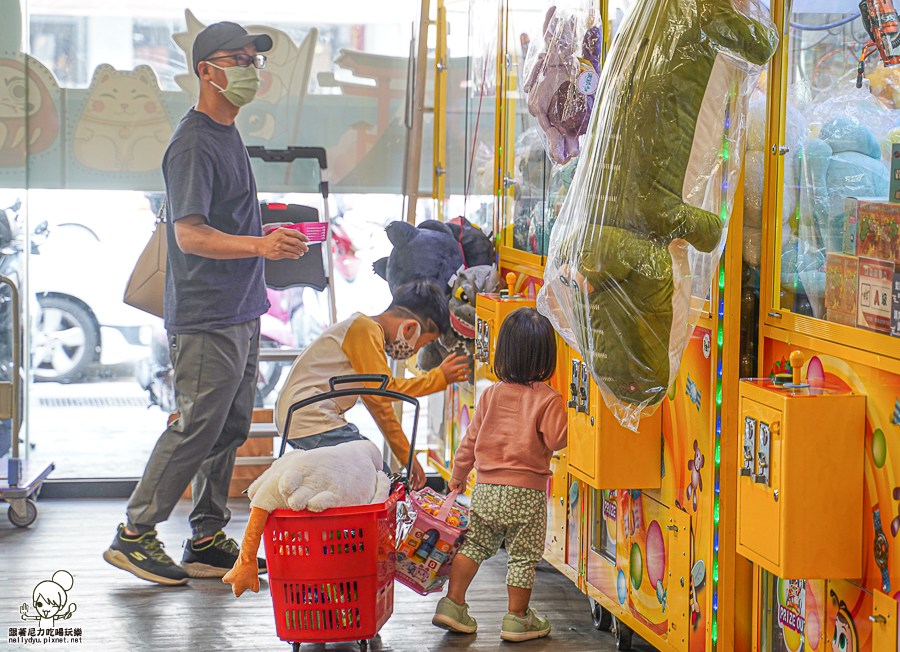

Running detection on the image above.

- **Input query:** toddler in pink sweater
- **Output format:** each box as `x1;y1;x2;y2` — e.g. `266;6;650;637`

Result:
432;307;567;642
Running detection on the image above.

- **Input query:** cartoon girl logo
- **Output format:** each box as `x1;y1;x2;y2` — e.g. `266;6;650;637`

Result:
20;570;77;629
829;590;858;652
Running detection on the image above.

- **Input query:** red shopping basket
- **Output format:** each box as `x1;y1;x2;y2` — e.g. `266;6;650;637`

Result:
264;487;404;644
266;374;421;651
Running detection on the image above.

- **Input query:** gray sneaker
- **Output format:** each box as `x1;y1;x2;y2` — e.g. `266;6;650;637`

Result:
500;608;551;642
432;596;478;634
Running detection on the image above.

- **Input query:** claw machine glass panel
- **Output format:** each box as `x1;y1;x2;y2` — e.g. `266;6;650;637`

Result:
768;0;900;356
498;0;601;275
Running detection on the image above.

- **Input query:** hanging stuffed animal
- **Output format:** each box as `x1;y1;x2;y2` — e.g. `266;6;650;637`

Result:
539;0;778;426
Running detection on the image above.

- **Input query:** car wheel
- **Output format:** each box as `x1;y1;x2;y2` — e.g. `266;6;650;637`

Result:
32;295;99;383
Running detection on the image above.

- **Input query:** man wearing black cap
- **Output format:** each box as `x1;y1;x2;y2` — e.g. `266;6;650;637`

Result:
103;22;309;586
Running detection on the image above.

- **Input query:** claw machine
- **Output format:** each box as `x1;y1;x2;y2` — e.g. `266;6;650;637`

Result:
743;0;900;650
429;1;768;651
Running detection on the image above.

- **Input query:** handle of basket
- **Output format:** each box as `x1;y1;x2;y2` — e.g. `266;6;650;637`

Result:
328;374;390;391
436;489;460;523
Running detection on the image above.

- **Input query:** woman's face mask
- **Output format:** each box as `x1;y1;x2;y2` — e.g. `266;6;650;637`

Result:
384;320;421;360
205;61;261;107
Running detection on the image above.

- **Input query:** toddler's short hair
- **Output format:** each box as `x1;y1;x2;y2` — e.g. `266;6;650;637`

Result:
494;307;557;385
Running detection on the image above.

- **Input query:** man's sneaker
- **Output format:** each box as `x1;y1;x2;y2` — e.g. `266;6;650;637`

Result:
181;531;267;579
500;608;551;642
432;596;477;634
103;524;189;586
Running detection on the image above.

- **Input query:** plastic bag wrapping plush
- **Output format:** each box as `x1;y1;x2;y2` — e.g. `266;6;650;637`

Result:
789;84;891;318
537;0;778;430
522;1;601;165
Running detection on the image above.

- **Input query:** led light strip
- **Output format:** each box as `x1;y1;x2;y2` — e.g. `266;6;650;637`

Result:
711;99;731;652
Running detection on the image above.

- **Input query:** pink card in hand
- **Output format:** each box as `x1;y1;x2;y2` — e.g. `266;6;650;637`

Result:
283;222;328;242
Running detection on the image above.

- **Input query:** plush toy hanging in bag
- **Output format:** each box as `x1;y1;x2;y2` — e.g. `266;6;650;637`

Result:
537;0;778;430
396;488;468;595
522;1;601;165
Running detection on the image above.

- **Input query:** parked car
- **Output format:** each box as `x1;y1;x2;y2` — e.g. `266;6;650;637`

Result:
24;190;157;382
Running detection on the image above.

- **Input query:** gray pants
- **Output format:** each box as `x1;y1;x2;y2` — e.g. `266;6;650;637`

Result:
287;424;391;474
127;318;260;539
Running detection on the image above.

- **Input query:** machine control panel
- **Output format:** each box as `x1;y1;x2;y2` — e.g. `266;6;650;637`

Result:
736;350;865;579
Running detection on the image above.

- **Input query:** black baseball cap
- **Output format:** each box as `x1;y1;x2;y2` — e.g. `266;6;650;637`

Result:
192;22;273;76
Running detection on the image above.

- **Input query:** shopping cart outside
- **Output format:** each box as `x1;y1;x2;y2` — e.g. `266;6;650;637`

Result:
264;374;419;652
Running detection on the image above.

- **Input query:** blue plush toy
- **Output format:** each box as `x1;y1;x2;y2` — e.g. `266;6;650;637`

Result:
373;218;495;295
373;221;463;294
801;116;890;254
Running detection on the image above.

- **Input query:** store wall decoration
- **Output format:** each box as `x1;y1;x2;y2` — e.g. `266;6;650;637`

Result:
73;65;172;173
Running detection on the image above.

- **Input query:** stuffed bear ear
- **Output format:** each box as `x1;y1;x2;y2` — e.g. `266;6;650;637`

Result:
373;257;388;280
385;221;419;246
418;220;454;237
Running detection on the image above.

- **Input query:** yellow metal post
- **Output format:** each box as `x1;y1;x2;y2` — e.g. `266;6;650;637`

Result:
433;0;448;221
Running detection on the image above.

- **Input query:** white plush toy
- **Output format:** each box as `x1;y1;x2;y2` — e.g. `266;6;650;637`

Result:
248;439;391;513
223;439;391;597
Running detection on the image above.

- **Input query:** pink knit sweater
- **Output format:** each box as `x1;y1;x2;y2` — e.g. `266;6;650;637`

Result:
451;381;568;491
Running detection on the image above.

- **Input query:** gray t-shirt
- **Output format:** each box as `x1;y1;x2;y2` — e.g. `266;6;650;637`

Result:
162;109;268;333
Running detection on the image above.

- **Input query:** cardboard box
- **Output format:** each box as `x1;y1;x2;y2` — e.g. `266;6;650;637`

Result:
857;257;893;333
827;309;857;326
892;266;900;337
825;253;858;326
891;143;900;203
844;197;900;263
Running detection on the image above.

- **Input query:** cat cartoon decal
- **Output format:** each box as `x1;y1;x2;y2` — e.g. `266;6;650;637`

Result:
0;56;60;167
73;64;172;173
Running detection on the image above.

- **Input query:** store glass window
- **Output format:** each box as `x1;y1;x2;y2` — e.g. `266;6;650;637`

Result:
780;0;898;336
1;0;427;478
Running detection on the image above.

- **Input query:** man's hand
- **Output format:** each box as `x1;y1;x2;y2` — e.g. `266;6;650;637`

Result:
411;459;427;490
440;353;471;384
258;228;309;260
448;477;466;493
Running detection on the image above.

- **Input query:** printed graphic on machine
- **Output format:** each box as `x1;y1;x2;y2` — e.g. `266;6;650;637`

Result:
8;570;81;646
766;341;897;651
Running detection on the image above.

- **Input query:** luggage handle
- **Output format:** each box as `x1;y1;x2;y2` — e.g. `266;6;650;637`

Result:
281;374;420;490
328;374;390;392
436;489;460;523
246;146;329;199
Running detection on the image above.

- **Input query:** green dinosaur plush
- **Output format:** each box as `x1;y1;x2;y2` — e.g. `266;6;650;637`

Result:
541;0;778;412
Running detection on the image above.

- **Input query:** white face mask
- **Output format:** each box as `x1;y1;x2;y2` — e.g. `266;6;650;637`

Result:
384;320;421;360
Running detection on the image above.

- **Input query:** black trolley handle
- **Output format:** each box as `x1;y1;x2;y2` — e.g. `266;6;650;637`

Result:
246;146;329;198
281;374;420;489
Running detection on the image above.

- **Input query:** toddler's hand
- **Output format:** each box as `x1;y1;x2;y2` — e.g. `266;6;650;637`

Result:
440;353;471;384
448;477;466;493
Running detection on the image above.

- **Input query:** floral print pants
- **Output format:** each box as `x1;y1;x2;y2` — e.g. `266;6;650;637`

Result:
458;483;547;589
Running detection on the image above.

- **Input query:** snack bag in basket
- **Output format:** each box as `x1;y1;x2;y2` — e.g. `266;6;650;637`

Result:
395;488;468;595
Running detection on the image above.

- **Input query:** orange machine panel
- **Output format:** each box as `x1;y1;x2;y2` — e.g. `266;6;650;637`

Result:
474;291;536;383
736;373;865;579
566;349;661;490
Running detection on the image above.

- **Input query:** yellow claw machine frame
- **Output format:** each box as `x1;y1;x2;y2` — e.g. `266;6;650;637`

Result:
426;1;761;651
740;1;900;650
